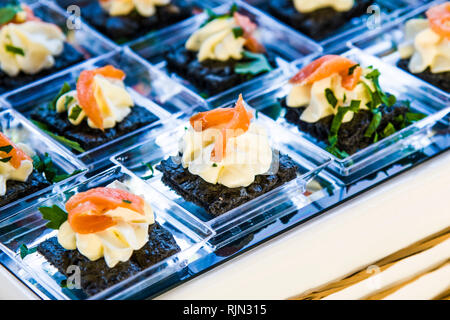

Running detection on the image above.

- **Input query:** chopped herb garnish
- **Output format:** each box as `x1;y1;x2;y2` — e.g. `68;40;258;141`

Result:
382;122;396;138
64;95;74;110
33;152;83;183
0;145;13;153
19;244;37;259
326;145;350;159
142;162;154;180
122;200;132;204
348;64;360;75
364;68;396;107
373;132;379;143
212;163;218;167
325;88;338;108
235;51;273;75
232;26;244;38
5;44;24;56
329;100;361;138
48;82;72;110
68;105;83;121
39;205;68;230
343;93;347;103
203;4;239;26
255;110;259;119
364;109;382;138
405;112;427;122
0;156;12;163
31;120;85;153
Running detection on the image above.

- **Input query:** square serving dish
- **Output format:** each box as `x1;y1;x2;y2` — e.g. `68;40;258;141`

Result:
0;108;87;217
349;0;450;97
241;0;418;52
234;48;449;183
51;0;224;44
0;0;117;95
0;165;214;300
3;48;207;169
129;0;322;102
112;103;330;235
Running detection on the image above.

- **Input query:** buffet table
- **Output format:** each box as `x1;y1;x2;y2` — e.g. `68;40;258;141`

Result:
1;151;448;300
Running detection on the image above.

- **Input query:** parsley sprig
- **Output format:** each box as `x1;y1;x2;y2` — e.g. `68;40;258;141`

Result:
0;1;23;25
39;205;68;230
235;51;273;75
31;120;85;153
32;152;83;184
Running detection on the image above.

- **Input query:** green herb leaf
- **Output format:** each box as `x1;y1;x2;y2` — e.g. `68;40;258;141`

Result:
53;169;84;183
5;44;24;56
235;51;273;75
31;120;85;153
68;105;82;121
0;145;13;153
364;109;382;138
48;82;72;110
64;95;74;110
212;163;218;167
0;156;12;163
405;112;427;122
382;122;396;138
348;64;360;75
0;3;22;25
326;145;349;159
373;132;379;143
329;101;360;137
122;200;132;204
142;162;154;180
39;205;68;230
19;244;37;259
232;26;244;38
325;88;338;108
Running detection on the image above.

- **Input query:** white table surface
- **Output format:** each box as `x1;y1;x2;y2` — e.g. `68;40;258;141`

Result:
1;151;449;300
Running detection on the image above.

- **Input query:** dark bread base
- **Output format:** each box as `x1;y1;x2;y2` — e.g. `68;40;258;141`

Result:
281;98;410;155
0;170;51;207
37;222;181;297
30;105;159;152
165;47;277;96
267;0;373;40
0;43;84;94
56;0;193;43
397;58;450;93
156;153;298;217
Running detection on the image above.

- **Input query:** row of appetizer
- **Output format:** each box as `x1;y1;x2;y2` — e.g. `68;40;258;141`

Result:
0;1;447;99
0;0;447;298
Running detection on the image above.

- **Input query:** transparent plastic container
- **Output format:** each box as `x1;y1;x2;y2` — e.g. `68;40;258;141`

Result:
241;0;418;52
0;109;87;217
232;48;450;183
3;48;208;169
129;0;322;102
0;165;214;300
112;104;331;235
0;0;117;96
349;0;450;98
53;0;224;44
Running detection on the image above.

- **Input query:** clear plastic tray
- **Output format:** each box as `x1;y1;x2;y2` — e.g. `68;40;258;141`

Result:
112;104;330;235
129;0;322;102
0;109;87;217
349;0;450;98
0;165;214;300
231;48;449;182
3;48;208;169
50;0;224;45
240;0;418;52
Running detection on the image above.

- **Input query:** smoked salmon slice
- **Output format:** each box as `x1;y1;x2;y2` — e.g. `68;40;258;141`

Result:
426;2;450;38
0;132;31;169
290;55;363;90
66;187;145;234
190;94;253;162
233;12;265;53
76;65;126;130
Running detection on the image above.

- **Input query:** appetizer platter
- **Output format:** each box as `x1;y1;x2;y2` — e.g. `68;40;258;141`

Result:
0;0;447;300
